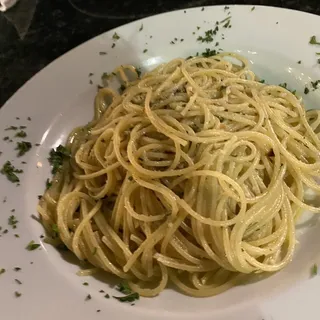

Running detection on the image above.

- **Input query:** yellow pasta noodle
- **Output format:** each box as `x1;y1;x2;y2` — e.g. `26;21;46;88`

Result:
37;53;320;297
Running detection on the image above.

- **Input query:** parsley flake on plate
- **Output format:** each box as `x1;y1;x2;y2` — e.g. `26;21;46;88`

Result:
113;282;140;303
112;32;120;40
15;141;32;157
26;240;41;251
311;264;318;277
48;145;71;174
0;161;23;183
14;291;22;298
15;131;27;138
8;215;18;228
309;35;320;45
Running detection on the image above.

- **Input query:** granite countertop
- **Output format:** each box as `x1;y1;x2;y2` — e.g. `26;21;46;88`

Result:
0;0;319;107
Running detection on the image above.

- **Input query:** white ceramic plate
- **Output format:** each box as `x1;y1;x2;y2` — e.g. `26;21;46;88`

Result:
1;5;320;320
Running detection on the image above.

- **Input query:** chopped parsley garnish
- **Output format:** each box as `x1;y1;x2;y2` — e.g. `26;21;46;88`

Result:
143;49;148;53
19;126;26;129
279;83;287;89
99;290;105;293
83;282;89;286
8;215;18;228
89;73;94;77
14;291;22;298
15;141;32;156
26;240;41;251
99;51;107;55
15;131;27;138
15;279;22;285
5;125;18;131
251;6;255;11
27;117;31;121
297;60;302;64
1;161;23;183
113;293;139;303
13;267;21;271
139;24;143;31
112;32;120;40
89;79;93;85
3;136;9;141
309;35;320;45
197;28;218;43
104;294;110;299
201;7;204;11
14;234;20;238
119;84;126;93
0;268;5;275
311;264;318;277
304;87;310;94
85;294;92;301
97;310;101;313
3;229;8;234
113;282;140;302
112;43;115;48
48;145;71;174
135;67;141;77
201;48;217;57
46;178;52;190
311;80;320;89
223;19;231;28
92;247;98;255
116;282;132;295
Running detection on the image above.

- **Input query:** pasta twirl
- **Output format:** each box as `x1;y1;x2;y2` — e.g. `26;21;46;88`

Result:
37;53;320;297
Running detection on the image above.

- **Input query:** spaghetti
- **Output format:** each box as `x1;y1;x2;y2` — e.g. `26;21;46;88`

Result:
37;53;320;297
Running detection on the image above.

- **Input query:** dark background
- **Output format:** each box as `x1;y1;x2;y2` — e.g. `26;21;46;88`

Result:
1;0;319;107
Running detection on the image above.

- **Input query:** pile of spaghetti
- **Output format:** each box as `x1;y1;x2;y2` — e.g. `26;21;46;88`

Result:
38;53;320;297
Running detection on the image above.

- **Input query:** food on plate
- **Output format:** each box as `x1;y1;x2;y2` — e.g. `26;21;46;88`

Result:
38;53;320;297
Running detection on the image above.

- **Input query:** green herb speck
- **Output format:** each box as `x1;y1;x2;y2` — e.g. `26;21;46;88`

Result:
112;32;120;40
8;215;18;228
15;141;32;157
15;291;22;298
0;161;23;183
15;131;27;138
309;36;320;45
48;145;71;174
26;240;41;251
5;126;18;131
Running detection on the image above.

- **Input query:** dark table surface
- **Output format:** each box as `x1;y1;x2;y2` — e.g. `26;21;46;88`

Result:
1;0;319;108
